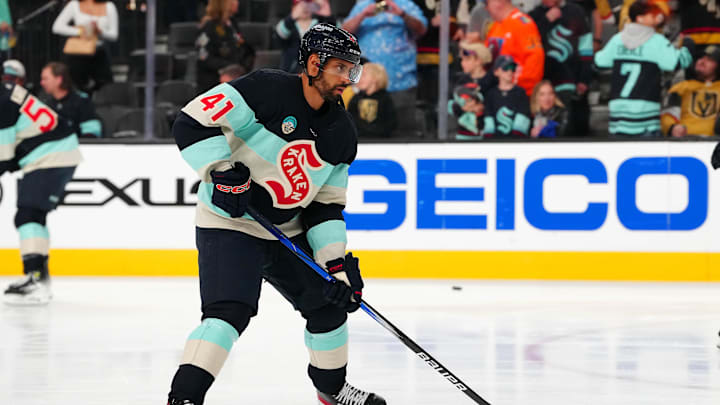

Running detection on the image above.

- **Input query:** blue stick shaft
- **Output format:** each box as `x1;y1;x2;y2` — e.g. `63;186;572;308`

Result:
246;206;491;405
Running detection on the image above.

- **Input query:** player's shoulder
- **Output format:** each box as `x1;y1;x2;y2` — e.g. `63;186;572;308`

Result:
317;104;357;165
1;83;29;106
229;69;300;101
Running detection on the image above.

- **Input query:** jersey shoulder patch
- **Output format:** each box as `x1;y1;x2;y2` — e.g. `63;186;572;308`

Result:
10;85;29;106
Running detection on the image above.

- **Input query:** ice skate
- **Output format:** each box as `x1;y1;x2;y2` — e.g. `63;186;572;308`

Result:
317;382;386;405
167;398;194;405
3;271;52;306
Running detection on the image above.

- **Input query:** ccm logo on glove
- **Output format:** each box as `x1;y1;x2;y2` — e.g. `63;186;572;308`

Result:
215;181;250;194
210;162;252;217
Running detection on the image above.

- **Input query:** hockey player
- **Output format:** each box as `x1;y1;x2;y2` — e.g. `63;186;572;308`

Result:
166;24;385;405
1;82;82;305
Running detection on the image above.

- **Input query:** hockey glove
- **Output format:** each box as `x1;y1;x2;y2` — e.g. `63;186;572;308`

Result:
210;162;252;217
324;252;364;313
712;142;720;170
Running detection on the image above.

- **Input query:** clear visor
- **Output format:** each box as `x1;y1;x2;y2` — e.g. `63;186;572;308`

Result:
317;61;363;84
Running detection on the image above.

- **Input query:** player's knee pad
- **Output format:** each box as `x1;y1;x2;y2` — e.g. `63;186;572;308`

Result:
305;305;347;334
14;207;48;228
201;301;253;335
181;317;239;378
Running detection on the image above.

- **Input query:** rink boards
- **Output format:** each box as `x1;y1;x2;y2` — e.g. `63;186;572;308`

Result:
0;142;718;280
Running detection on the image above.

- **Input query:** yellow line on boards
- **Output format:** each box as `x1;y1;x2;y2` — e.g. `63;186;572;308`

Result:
0;249;718;281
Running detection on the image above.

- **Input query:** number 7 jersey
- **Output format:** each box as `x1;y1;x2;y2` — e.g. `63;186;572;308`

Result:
173;69;358;265
0;83;82;174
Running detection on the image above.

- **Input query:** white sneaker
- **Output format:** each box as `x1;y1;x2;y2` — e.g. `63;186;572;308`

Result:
3;272;52;306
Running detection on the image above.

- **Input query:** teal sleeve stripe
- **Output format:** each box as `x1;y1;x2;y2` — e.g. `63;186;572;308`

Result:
307;220;347;253
513;113;531;134
555;83;577;93
18;135;79;167
80;119;102;137
275;20;291;39
180;135;231;171
198;182;231;218
578;33;593;55
18;223;49;241
0;126;15;145
0;0;10;24
15;114;31;133
609;99;661;115
188;318;239;352
325;163;349;189
304;322;348;351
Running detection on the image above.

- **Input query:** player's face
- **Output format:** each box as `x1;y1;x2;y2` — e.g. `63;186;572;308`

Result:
40;68;61;95
315;59;354;102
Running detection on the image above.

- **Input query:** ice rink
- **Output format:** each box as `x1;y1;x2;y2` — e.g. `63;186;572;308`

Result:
1;277;719;405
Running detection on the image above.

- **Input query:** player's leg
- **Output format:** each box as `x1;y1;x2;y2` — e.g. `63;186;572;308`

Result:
168;228;266;405
264;235;386;405
4;166;75;305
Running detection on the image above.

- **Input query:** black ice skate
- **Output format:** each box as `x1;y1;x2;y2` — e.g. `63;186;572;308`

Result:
3;271;51;305
167;398;194;405
317;382;386;405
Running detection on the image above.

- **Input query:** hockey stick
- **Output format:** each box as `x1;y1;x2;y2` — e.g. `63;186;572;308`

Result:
246;206;491;405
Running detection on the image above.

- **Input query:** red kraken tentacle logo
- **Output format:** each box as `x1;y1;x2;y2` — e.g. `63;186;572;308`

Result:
261;140;324;208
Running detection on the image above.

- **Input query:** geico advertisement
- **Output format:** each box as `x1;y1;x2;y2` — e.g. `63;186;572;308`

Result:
0;143;717;252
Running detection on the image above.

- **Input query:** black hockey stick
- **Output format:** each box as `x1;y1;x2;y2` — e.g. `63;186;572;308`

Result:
246;206;491;405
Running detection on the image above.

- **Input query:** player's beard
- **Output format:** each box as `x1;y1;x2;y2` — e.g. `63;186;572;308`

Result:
314;73;344;103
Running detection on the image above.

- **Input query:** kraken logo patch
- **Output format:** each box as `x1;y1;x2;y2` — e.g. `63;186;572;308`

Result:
282;116;297;134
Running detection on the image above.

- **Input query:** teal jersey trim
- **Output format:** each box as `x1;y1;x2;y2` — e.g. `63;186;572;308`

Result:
513;113;531;135
456;134;480;141
18;135;79;167
483;116;495;134
218;83;337;188
608;99;661;117
15;114;31;134
0;125;15;145
181;135;232;171
80;119;102;137
304;322;348;352
188;318;239;352
275;19;291;39
578;33;593;57
198;182;231;218
325;164;349;189
307;219;347;253
18;223;49;241
555;83;577;93
0;0;11;25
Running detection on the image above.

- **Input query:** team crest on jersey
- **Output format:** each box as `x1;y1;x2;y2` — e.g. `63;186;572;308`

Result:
282;116;297;134
691;91;718;118
260;140;324;208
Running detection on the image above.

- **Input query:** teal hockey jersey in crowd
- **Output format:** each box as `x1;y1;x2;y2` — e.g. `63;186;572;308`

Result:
595;23;693;137
0;83;82;175
173;69;358;266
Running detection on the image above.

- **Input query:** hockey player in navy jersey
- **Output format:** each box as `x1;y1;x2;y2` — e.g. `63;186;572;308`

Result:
166;24;385;405
0;82;82;305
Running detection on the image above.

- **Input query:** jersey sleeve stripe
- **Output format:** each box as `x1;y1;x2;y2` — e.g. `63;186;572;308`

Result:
18;135;79;167
0;126;15;145
180;135;232;171
79;119;102;137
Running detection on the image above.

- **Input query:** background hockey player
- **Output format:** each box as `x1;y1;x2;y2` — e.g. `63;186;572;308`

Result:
167;23;385;405
0;81;82;305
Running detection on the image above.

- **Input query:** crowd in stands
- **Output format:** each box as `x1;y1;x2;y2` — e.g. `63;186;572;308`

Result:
1;0;720;140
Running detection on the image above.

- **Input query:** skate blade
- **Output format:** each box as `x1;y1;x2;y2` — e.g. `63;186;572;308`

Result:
3;293;52;306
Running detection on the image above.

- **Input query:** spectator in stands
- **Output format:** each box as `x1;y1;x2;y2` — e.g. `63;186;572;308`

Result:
618;0;669;31
343;0;427;136
675;0;720;57
530;80;569;137
449;82;485;140
52;0;118;93
1;59;25;86
196;0;255;92
275;0;337;73
569;1;614;52
662;46;720;137
39;62;103;138
218;64;247;83
483;0;545;97
530;0;593;136
347;63;397;138
483;55;532;137
595;1;694;138
455;41;496;96
0;0;12;63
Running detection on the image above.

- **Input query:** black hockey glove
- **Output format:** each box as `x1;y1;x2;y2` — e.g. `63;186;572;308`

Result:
324;252;364;313
712;142;720;170
210;162;252;217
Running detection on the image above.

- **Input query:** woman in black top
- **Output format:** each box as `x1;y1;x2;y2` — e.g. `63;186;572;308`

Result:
196;0;255;92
